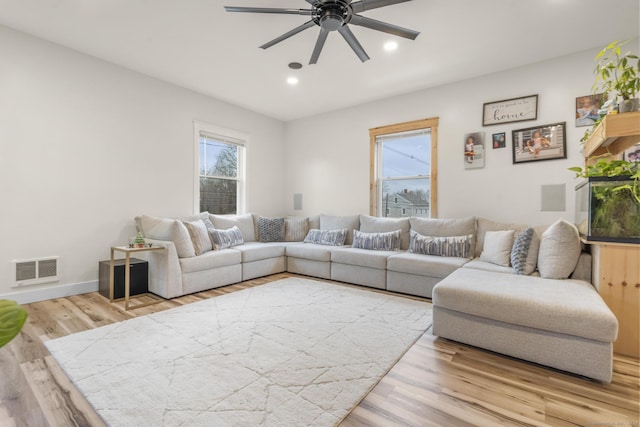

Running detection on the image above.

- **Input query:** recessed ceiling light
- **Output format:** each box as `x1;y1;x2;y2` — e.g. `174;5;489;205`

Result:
287;76;299;86
384;41;398;51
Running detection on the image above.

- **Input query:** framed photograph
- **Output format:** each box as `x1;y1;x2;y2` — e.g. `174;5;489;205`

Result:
512;122;566;164
492;132;506;149
576;93;606;127
623;143;640;163
464;132;485;169
482;94;538;126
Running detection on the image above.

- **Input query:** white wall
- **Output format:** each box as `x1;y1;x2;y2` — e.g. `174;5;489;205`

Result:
283;45;628;225
0;25;286;299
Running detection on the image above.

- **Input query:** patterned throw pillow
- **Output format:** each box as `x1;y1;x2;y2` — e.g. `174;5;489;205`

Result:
352;229;401;251
209;226;245;250
408;230;472;258
258;217;285;242
303;229;348;246
510;227;534;275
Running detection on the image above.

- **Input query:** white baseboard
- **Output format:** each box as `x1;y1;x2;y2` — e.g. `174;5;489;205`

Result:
0;280;98;305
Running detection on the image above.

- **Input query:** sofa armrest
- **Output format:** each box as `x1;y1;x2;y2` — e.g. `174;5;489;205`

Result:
138;239;183;299
570;252;592;284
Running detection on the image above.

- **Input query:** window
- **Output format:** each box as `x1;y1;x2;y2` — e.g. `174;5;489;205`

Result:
370;118;438;218
194;121;246;214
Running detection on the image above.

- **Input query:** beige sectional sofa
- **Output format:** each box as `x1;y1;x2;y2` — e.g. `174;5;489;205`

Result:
133;212;618;382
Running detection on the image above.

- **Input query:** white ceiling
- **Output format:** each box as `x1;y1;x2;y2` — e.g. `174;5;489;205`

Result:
0;0;638;121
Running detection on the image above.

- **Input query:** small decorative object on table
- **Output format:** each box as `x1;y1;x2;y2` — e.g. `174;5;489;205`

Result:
134;232;145;248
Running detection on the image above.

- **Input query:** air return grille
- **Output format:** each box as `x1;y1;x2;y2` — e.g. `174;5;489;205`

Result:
11;257;59;287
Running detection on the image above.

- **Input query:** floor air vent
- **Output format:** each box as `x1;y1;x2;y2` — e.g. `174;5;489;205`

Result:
11;257;59;287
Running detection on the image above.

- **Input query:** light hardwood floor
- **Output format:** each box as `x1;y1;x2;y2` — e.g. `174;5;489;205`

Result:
1;273;638;427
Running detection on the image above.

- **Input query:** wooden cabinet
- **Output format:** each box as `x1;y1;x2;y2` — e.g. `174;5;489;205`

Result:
591;243;640;358
582;112;640;358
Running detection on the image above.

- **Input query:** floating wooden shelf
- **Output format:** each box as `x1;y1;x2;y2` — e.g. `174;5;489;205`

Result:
583;111;640;161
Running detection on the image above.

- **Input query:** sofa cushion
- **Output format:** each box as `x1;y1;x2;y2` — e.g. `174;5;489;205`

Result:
537;219;582;279
286;243;336;262
320;215;360;245
433;268;617;342
136;215;196;258
179;248;242;274
304;229;348;246
210;213;257;242
257;217;285;242
232;242;285;263
510;228;538;275
183;220;213;256
462;259;515;275
480;230;515;267
387;252;470;279
284;217;309;242
475;218;528;258
331;247;393;269
182;212;215;229
352;229;402;251
209;226;245;250
359;215;410;250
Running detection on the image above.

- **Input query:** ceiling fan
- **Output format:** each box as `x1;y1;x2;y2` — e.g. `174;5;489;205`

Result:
224;0;419;64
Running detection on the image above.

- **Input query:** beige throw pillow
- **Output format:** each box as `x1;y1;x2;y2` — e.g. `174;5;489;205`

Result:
480;230;515;267
183;220;213;256
537;219;581;279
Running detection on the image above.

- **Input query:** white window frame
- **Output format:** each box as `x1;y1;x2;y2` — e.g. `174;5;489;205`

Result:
193;120;248;215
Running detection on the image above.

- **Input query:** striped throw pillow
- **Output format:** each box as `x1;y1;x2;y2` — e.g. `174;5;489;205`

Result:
408;230;472;258
209;226;245;250
352;229;402;251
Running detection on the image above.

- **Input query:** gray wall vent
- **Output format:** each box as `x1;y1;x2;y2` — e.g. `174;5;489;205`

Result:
11;257;60;287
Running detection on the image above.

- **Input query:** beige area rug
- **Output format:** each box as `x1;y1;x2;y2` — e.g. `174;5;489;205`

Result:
45;277;432;426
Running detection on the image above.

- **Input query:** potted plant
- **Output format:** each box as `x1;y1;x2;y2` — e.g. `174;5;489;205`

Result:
592;40;640;113
0;300;28;349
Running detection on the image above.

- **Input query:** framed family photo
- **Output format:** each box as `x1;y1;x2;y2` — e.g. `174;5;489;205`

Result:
464;132;485;169
492;132;506;149
575;93;606;127
623;143;640;163
512;122;566;164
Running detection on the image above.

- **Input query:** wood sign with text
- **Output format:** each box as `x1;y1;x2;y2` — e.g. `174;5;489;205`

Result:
482;95;538;126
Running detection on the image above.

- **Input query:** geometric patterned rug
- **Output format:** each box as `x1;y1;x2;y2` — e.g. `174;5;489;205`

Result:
45;277;432;426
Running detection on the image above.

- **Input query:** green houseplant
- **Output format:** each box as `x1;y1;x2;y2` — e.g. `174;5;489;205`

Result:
0;300;28;349
592;40;640;113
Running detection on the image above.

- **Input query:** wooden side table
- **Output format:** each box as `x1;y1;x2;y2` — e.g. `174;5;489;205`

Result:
110;245;165;310
590;242;640;358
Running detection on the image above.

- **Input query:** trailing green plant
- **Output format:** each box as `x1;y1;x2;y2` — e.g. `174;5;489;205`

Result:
579;115;603;144
592;40;640;101
0;300;28;349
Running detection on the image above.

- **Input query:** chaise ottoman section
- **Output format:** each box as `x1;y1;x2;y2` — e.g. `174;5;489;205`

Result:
432;268;618;382
285;243;335;279
386;252;470;298
330;247;395;289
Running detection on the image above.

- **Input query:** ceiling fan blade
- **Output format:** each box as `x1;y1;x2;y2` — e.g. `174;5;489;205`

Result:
260;20;317;49
349;15;419;39
225;6;313;15
309;28;329;64
338;25;370;62
350;0;412;14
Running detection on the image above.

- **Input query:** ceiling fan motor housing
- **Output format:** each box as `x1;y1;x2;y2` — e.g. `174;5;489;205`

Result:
315;1;352;31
